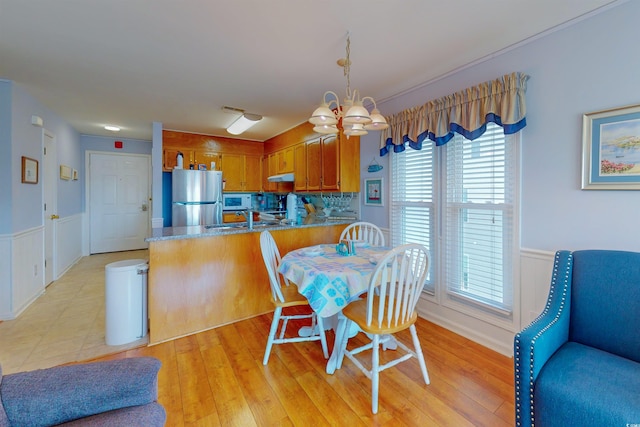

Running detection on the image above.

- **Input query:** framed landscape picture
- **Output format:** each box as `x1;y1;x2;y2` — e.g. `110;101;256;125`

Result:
582;104;640;190
364;178;383;206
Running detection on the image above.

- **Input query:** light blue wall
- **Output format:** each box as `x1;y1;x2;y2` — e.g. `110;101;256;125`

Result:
80;134;151;156
0;81;12;232
362;1;640;253
0;80;82;233
1;83;153;235
48;112;82;219
11;82;46;231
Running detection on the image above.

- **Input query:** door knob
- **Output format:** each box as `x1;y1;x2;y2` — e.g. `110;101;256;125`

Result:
141;204;148;212
50;214;59;220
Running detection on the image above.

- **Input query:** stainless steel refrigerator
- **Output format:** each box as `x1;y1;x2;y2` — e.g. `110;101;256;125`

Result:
172;169;223;226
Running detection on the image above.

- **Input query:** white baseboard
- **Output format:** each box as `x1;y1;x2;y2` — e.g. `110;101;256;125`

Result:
417;308;514;357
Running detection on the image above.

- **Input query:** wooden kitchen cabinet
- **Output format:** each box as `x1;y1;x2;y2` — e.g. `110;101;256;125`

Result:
163;148;192;171
263;152;294;193
290;133;360;192
164;149;221;171
337;132;360;192
262;122;360;193
294;143;307;191
277;146;294;173
221;153;244;191
261;156;271;192
221;153;261;192
320;135;339;190
193;150;221;170
268;153;278;190
262;153;278;192
244;155;262;191
306;138;322;191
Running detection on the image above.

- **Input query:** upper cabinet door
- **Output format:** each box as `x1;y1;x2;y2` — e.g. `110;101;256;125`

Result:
306;138;322;191
294;143;307;191
194;150;221;171
337;133;360;192
221;153;245;191
163;148;192;171
321;135;339;190
277;147;295;173
244;155;262;192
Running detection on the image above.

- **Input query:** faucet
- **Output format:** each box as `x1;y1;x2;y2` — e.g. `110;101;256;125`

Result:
236;209;254;229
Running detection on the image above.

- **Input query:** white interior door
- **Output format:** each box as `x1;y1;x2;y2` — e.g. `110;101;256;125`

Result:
89;153;150;254
43;130;57;285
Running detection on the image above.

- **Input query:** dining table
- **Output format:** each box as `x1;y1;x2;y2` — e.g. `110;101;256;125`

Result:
278;242;392;373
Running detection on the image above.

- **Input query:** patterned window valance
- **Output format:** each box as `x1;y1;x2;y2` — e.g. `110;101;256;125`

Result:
380;72;529;155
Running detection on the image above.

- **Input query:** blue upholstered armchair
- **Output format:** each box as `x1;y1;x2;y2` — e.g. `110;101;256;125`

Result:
0;357;165;426
514;250;640;427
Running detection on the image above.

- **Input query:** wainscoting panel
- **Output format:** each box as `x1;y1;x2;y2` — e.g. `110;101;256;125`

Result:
380;227;390;246
416;247;557;356
6;227;45;319
519;248;555;330
0;235;12;318
56;213;83;278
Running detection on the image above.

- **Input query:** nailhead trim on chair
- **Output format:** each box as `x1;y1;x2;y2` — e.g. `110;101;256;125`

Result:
514;251;572;427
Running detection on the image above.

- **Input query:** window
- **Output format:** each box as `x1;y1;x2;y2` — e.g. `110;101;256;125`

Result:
390;123;518;317
390;140;435;293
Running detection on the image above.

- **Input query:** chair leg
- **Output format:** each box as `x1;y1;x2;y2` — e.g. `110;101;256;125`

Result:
335;316;350;370
410;324;430;385
316;315;329;359
263;307;282;365
371;334;380;414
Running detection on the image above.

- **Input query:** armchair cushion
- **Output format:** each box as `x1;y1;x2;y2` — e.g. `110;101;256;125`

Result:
0;357;163;427
569;250;640;362
534;341;640;427
514;249;640;427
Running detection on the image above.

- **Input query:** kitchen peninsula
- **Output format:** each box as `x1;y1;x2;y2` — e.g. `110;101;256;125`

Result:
145;219;351;344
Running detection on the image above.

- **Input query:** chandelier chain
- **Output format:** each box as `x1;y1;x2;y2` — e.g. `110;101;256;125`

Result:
344;35;351;98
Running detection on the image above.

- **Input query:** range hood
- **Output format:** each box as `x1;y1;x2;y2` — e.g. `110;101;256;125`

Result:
267;173;294;182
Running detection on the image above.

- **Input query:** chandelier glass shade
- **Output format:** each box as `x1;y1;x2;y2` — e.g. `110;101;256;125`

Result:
308;35;388;138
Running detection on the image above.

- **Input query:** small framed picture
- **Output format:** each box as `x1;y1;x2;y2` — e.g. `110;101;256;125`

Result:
21;156;38;184
364;177;383;206
582;104;640;190
60;165;72;180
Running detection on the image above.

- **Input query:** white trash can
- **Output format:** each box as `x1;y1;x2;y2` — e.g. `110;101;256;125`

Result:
105;259;149;346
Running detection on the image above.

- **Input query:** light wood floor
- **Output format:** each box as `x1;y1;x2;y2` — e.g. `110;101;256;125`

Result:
93;311;515;426
0;250;149;374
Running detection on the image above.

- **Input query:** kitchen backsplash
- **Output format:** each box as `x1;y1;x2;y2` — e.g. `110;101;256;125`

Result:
253;192;360;218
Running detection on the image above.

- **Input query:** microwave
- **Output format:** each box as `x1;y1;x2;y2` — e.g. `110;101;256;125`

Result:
222;194;252;211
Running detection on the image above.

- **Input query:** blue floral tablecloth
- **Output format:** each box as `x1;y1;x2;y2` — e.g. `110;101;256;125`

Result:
278;244;389;318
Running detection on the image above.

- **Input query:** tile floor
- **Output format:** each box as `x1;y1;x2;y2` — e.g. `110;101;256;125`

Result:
0;250;149;374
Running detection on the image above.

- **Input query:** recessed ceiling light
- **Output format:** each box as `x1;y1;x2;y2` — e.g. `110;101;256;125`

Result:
104;125;120;132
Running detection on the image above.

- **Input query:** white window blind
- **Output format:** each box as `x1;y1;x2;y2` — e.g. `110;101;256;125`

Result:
390;122;517;316
444;124;515;315
390;141;435;293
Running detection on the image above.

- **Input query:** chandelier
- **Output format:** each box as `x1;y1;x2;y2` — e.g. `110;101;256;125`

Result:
308;35;389;138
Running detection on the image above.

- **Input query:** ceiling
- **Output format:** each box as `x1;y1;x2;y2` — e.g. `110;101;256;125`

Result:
0;0;620;142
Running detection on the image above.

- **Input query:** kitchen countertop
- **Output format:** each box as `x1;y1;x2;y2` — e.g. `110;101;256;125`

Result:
146;216;355;243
